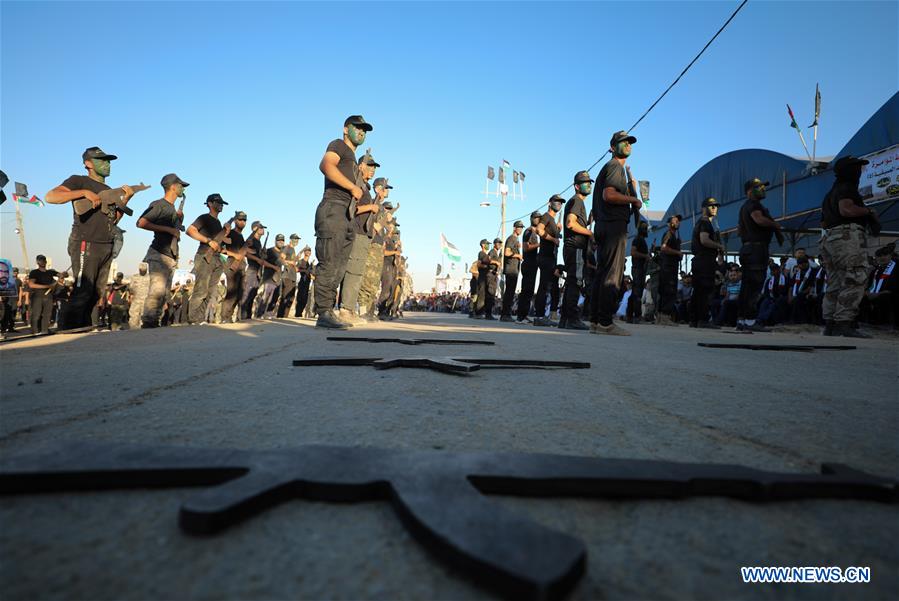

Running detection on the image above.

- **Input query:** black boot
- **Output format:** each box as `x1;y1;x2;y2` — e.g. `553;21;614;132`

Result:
835;321;871;339
822;320;835;336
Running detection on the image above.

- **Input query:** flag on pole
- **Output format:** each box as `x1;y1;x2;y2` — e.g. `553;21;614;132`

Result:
519;172;525;181
809;84;821;127
513;171;519;184
498;168;505;184
786;104;801;130
12;194;43;207
502;159;511;169
440;233;462;262
487;166;495;180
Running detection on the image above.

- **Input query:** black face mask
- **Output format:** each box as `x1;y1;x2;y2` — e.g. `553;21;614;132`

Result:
837;166;863;186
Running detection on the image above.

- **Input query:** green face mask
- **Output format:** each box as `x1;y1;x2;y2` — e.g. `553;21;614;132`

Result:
613;141;631;159
577;182;592;195
91;158;111;178
751;185;766;200
347;124;366;146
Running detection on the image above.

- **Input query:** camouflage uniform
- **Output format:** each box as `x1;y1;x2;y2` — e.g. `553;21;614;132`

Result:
358;241;384;313
820;225;867;323
128;267;149;329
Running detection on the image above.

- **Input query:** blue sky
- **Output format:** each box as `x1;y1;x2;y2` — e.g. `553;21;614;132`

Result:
2;0;896;290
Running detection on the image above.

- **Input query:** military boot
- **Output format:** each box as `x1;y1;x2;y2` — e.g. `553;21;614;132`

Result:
834;321;872;338
822;320;835;336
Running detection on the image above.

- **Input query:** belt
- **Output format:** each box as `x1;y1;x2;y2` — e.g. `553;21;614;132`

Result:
826;223;864;231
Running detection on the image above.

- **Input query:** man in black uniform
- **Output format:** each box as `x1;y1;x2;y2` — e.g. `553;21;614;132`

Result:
482;238;502;320
561;171;594;330
26;255;58;334
500;220;524;322
220;211;248;323
257;234;284;319
186;193;229;324
627;221;649;323
377;223;400;319
339;151;380;325
136;173;187;328
277;233;301;317
295;246;313;318
657;214;683;325
737;178;784;332
45;146;135;330
690;197;725;328
590;131;642;335
533;195;563;326
314;115;371;329
240;221;265;320
474;239;492;318
516;211;542;323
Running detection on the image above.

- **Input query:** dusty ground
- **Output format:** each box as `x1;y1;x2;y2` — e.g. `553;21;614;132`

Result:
1;314;897;600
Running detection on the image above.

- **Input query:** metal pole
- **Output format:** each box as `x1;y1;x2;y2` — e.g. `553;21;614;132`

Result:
14;200;30;270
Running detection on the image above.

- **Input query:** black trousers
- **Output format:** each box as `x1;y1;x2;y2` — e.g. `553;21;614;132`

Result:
476;271;497;316
561;245;585;322
313;200;354;316
188;253;223;324
590;221;628;326
30;291;53;334
62;237;113;330
516;261;538;320
627;265;646;321
738;242;768;321
278;278;296;317
501;271;518;317
295;275;311;317
221;267;244;322
534;254;558;318
378;265;397;315
691;280;714;325
658;266;678;317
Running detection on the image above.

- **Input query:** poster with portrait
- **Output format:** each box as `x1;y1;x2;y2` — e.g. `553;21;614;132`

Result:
0;258;18;298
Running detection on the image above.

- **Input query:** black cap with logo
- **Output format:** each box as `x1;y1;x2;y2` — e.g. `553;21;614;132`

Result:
234;211;248;220
344;115;373;132
275;234;285;241
530;211;542;220
574;170;594;184
359;153;380;167
373;177;393;189
493;238;502;244
744;178;770;192
206;193;228;205
82;146;118;161
610;131;637;147
160;173;189;189
480;239;489;246
290;233;300;240
513;220;525;228
701;197;720;208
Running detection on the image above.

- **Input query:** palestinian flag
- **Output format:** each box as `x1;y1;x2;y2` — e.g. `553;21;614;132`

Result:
440;233;462;263
12;194;43;207
502;159;511;169
786;104;800;130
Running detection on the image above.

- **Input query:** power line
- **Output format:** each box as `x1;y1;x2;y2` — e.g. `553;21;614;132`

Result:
504;0;750;224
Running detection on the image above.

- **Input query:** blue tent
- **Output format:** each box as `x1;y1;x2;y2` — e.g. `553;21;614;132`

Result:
644;92;899;257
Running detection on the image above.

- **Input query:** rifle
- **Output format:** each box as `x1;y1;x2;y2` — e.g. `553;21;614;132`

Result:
624;166;643;229
73;183;149;217
226;224;262;272
202;217;235;263
175;194;187;232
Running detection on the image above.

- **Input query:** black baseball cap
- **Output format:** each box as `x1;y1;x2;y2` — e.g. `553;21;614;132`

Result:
206;193;228;205
373;177;393;189
701;197;720;208
668;214;683;223
302;245;312;253
513;220;525;228
382;201;394;210
744;178;769;192
36;254;46;261
833;156;869;176
275;233;285;241
530;211;542;219
493;238;502;244
160;173;189;189
480;238;489;246
82;146;117;161
251;220;265;230
610;131;637;147
574;170;594;184
359;153;380;167
290;233;300;240
234;211;248;220
344;115;373;132
549;194;565;204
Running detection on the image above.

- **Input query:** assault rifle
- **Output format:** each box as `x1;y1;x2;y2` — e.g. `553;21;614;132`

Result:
175;194;187;232
624;166;643;230
73;183;149;217
202;217;235;263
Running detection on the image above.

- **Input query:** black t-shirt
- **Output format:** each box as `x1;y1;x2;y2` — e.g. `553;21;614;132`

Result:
281;246;297;280
477;249;491;273
322;139;357;205
821;181;867;228
246;237;263;271
504;234;521;274
353;181;376;236
298;258;311;277
140;198;180;259
488;248;502;274
660;229;681;269
262;247;283;281
692;217;720;259
191;214;224;255
538;213;560;258
28;268;58;287
563;195;589;249
522;226;539;264
62;175;114;243
226;229;246;252
383;238;397;268
631;236;648;273
738;198;775;244
592;159;629;224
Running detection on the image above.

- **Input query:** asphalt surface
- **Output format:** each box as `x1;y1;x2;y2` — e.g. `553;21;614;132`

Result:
1;314;897;600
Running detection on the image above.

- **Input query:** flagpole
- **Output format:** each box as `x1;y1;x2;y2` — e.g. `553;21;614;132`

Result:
14;200;30;270
787;104;813;163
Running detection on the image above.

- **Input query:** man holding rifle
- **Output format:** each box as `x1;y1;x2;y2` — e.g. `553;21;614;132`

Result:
186;193;230;324
589;131;642;335
220;211;249;323
736;178;784;332
45;146;135;329
136;173;188;328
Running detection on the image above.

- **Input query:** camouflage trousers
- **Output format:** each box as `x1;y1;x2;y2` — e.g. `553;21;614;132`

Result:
357;242;384;313
820;223;867;323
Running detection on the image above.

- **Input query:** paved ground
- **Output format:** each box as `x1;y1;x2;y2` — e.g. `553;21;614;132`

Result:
1;314;897;600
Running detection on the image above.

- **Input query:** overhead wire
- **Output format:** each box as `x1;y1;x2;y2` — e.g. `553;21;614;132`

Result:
503;0;750;225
